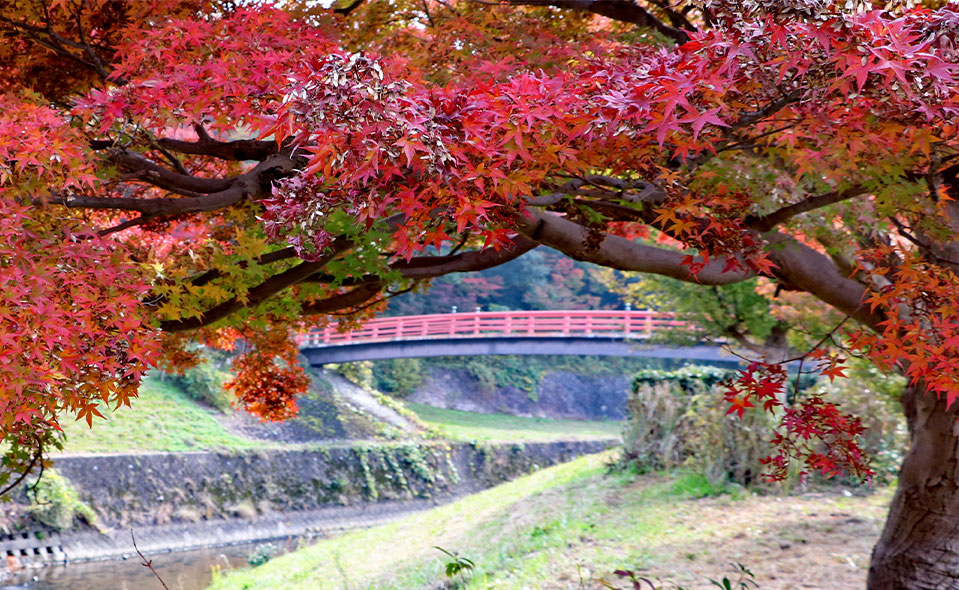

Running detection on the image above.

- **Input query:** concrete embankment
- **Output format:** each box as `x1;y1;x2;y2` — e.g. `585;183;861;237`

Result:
0;439;614;566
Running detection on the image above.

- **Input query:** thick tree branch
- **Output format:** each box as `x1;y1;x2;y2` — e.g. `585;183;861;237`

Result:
516;209;884;330
111;150;235;194
516;209;755;284
48;153;297;216
47;186;247;216
643;0;696;31
486;0;689;43
757;232;882;330
156;125;279;161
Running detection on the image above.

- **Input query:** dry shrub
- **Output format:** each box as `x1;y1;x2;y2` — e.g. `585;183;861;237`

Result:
620;366;777;487
621;362;908;488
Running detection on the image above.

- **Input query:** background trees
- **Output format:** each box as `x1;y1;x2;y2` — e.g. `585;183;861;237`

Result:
3;0;959;585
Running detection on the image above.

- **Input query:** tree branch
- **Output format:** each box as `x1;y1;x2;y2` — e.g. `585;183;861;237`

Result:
300;280;386;315
159;241;353;332
46;186;247;216
156;125;279;161
483;0;689;43
97;215;156;237
111;149;236;194
516;209;884;331
47;153;297;216
187;247;300;289
516;209;755;285
749;185;865;232
393;236;539;278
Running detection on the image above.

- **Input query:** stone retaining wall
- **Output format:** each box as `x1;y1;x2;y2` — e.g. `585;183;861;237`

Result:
2;439;613;565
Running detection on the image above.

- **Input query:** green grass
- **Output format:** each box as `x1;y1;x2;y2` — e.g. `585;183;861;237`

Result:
206;451;892;590
58;377;262;454
57;379;619;454
204;453;743;590
207;451;615;590
406;403;622;442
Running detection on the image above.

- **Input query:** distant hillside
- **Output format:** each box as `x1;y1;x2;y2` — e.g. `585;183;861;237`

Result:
370;355;693;420
385;247;625;315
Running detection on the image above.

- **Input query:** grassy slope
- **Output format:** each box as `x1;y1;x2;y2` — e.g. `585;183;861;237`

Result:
207;451;891;590
407;402;621;442
57;378;620;454
58;377;262;453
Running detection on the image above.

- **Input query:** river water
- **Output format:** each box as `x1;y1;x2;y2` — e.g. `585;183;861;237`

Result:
0;539;303;590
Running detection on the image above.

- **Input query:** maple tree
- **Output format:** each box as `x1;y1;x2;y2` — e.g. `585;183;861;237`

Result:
2;0;959;585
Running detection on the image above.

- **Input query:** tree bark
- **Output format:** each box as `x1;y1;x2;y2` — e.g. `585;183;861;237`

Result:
868;386;959;588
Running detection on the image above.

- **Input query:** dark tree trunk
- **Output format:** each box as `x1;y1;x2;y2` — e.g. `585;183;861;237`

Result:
868;386;959;588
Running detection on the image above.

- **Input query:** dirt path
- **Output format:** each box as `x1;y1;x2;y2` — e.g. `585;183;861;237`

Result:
642;493;887;589
321;370;418;432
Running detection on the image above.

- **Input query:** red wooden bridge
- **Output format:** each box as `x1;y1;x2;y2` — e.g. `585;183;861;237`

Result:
299;310;683;347
298;310;736;366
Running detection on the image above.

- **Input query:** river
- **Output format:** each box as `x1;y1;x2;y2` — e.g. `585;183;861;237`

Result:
0;539;303;590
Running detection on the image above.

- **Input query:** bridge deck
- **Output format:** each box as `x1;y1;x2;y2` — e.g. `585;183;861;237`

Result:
297;310;737;366
298;310;686;347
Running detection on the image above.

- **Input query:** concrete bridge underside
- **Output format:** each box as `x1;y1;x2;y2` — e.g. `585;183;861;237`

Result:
300;336;740;366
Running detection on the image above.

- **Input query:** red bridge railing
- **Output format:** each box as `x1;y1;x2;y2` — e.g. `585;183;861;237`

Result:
298;310;685;348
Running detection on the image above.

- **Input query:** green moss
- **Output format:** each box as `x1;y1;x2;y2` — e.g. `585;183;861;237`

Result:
28;469;97;531
356;447;379;501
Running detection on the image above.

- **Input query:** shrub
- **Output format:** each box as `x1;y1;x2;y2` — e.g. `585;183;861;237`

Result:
622;362;908;488
621;366;777;486
248;542;279;566
28;469;97;531
335;361;375;390
169;361;233;411
372;358;424;397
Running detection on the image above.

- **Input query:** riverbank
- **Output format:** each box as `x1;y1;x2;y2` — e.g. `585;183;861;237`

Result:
206;452;892;590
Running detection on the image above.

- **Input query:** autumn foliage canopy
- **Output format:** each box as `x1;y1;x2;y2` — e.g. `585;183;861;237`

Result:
2;0;959;497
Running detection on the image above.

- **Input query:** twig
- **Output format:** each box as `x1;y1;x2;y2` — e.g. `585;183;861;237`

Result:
0;447;42;499
131;530;170;590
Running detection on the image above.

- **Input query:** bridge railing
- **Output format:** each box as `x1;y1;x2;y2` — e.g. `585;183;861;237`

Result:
298;310;686;348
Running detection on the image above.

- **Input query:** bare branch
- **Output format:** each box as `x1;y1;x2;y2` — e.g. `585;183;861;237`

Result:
131;530;170;590
0;446;41;499
393;236;539;278
300;281;386;315
749;185;865;232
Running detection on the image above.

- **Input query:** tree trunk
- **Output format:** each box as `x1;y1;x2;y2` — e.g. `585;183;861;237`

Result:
868;386;959;588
